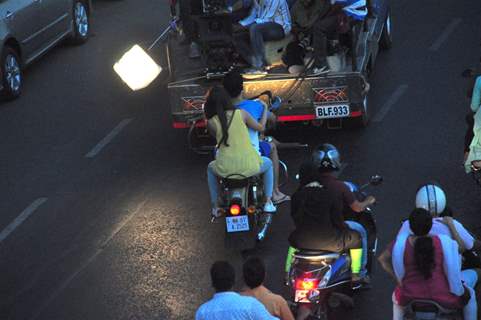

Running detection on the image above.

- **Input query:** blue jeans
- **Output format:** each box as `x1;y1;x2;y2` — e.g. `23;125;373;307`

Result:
345;220;368;276
207;157;274;207
235;22;285;68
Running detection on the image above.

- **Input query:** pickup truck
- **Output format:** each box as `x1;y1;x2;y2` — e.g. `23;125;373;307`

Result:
164;0;392;133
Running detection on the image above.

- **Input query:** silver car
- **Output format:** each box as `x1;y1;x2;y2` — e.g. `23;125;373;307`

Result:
0;0;92;99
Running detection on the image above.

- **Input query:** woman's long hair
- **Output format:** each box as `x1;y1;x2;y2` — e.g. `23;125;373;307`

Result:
204;86;235;147
409;208;435;279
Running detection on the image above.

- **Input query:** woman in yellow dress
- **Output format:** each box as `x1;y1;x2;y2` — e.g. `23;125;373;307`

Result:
204;86;276;218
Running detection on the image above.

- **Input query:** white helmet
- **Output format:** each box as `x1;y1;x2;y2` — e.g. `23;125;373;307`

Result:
415;184;446;216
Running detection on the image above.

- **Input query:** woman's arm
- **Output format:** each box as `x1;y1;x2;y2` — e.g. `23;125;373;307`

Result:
207;119;217;138
470;76;481;113
241;107;267;132
378;248;400;285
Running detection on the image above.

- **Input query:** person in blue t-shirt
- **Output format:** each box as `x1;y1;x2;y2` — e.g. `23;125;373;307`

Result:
223;70;290;204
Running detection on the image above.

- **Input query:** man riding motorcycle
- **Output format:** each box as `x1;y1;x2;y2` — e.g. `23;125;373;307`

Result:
285;152;369;286
300;143;374;281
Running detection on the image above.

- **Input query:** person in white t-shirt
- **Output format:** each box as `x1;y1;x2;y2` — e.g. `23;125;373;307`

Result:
397;184;481;252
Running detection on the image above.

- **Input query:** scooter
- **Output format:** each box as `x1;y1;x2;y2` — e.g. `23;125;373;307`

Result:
404;300;462;320
287;175;383;320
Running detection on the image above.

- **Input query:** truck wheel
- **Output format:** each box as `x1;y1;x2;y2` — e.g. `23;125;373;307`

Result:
1;46;22;100
379;10;392;50
352;95;369;128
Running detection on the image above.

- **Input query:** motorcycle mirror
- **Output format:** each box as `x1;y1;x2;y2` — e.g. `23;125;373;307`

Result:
369;175;383;186
462;69;474;78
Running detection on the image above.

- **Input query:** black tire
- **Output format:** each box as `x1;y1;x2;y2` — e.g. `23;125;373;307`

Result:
379;10;393;50
69;0;90;44
1;46;22;100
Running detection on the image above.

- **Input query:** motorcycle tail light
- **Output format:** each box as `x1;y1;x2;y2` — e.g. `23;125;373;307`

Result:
247;206;256;214
295;278;319;290
229;204;241;215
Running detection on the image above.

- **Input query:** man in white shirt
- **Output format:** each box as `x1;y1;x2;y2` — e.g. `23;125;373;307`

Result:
196;261;278;320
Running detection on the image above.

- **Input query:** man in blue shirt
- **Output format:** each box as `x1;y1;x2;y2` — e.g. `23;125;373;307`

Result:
223;70;290;204
195;261;278;320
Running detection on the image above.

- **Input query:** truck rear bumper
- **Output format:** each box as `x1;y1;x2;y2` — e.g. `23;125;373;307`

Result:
168;73;367;128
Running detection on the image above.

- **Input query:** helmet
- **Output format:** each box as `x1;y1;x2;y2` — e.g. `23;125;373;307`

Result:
415;184;446;216
312;144;341;171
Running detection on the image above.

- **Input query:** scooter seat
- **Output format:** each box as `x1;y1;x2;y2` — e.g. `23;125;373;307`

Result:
297;249;335;255
294;250;341;261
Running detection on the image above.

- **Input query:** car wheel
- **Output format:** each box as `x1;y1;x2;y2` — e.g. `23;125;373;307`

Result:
1;46;22;100
379;10;392;50
70;0;89;44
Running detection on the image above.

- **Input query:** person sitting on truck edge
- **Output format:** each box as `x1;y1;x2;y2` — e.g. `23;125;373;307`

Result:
234;0;292;74
204;86;277;219
285;0;367;75
283;0;331;74
222;69;290;204
312;0;367;74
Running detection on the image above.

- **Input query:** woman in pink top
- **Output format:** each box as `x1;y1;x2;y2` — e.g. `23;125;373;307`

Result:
379;208;480;320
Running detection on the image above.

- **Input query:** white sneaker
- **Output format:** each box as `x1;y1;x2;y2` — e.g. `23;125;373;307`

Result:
263;200;277;213
211;208;222;219
309;66;330;76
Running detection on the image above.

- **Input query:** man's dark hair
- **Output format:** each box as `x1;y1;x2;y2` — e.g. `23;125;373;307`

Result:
242;257;266;289
210;261;235;292
222;69;244;98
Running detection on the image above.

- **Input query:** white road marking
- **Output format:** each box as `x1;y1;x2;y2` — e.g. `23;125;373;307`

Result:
429;18;462;51
0;198;48;243
85;118;133;158
373;85;408;123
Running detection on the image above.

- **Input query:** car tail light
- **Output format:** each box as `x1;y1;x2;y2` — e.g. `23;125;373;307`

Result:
295;278;319;291
247;206;256;214
229;204;241;215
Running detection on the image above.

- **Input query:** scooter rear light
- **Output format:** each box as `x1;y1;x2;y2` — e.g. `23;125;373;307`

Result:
229;204;241;215
295;278;319;290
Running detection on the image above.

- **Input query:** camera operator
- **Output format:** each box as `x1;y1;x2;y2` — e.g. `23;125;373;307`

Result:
234;0;292;74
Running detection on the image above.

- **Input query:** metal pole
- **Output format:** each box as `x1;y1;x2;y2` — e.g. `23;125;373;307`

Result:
148;18;179;51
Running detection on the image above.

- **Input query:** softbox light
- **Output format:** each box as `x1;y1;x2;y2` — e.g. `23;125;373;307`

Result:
113;44;162;91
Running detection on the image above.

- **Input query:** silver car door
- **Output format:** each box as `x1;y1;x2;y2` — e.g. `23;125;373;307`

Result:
0;0;42;63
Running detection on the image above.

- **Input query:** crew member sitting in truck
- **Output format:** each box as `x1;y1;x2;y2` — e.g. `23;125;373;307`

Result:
233;0;292;75
284;0;367;75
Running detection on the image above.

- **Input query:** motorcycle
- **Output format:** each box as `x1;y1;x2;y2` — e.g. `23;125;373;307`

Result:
217;92;290;249
287;175;383;320
404;300;462;320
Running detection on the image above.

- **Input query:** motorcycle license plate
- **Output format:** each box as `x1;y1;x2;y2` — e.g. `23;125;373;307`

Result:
226;215;250;233
295;290;310;303
315;105;350;119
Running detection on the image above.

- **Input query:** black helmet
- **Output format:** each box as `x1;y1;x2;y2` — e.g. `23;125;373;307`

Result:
312;143;341;171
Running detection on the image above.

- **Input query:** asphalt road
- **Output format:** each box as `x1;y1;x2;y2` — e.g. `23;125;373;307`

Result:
1;0;480;319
